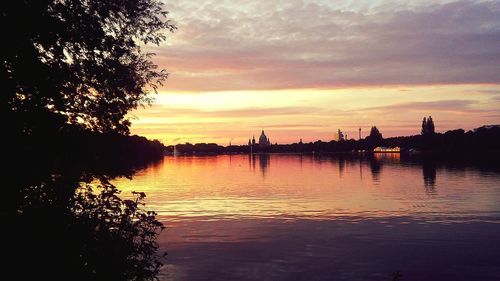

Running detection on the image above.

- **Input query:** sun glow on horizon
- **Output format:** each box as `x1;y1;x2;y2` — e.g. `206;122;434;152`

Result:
129;0;500;145
130;84;500;145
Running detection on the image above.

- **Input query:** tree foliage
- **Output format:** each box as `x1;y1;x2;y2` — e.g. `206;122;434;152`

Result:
73;181;165;280
368;126;384;147
8;173;166;281
2;1;173;280
421;116;435;135
1;0;176;134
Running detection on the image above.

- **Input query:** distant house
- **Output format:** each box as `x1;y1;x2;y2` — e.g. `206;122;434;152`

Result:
373;146;401;153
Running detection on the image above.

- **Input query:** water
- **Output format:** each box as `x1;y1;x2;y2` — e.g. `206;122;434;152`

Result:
115;154;500;281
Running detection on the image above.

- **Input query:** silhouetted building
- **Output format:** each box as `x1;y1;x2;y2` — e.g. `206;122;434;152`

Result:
258;130;271;147
335;129;345;141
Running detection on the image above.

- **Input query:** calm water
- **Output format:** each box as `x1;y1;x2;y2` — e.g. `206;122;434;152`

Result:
115;154;500;281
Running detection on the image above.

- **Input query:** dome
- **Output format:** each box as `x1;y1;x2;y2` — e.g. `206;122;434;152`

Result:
259;130;270;147
259;130;267;143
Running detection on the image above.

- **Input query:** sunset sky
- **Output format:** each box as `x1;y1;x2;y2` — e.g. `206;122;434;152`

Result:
130;0;500;145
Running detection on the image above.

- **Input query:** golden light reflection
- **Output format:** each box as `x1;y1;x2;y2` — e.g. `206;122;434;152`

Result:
113;154;499;223
374;152;400;162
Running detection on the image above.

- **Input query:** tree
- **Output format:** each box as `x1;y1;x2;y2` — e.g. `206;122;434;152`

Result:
421;117;427;135
421;116;435;135
6;173;166;281
1;0;176;135
2;1;175;280
427;116;435;134
369;126;383;140
367;126;383;147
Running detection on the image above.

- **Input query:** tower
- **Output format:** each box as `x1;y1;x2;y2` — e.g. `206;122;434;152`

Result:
335;129;344;141
359;128;361;140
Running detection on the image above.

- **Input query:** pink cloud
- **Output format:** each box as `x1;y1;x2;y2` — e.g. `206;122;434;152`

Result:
153;0;500;91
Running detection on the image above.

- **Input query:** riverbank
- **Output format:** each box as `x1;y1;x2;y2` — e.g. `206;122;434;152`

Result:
166;125;500;156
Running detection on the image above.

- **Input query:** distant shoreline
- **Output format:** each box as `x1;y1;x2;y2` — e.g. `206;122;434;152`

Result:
165;149;500;157
165;125;500;156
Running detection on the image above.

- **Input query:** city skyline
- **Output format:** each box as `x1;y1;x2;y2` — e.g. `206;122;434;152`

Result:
128;0;500;145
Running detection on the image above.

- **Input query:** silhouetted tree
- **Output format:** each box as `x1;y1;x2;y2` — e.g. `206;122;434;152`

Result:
421;116;435;135
2;0;176;135
427;116;435;134
421;117;427;135
367;126;384;147
2;1;174;280
7;173;166;281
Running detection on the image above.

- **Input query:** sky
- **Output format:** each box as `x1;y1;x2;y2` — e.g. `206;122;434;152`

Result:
129;0;500;145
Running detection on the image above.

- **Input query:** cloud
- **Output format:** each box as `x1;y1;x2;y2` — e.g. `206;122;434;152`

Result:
250;123;328;129
132;105;321;118
154;0;500;91
355;99;480;112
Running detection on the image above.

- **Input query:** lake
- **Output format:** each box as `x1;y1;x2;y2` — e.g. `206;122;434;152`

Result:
115;154;500;281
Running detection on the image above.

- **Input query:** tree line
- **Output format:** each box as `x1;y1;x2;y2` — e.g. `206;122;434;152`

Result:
170;123;500;155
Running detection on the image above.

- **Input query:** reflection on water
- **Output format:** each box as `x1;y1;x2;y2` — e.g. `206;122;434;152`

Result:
116;154;500;222
114;154;500;281
258;154;270;177
423;161;437;193
249;154;270;178
369;156;382;182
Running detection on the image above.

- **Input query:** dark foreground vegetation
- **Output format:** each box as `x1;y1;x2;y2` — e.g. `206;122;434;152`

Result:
170;125;500;156
2;0;174;280
14;124;166;174
5;128;167;281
